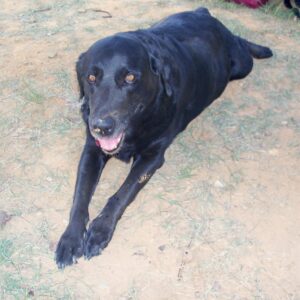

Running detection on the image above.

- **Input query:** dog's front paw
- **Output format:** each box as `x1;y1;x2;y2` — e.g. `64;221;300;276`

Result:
55;226;85;269
84;216;115;260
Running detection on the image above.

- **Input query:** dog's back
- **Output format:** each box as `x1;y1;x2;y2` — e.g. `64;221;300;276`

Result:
138;7;270;126
149;7;272;110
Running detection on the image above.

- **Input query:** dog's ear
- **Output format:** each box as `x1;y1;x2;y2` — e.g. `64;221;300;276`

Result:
76;52;90;123
131;33;174;97
76;52;86;99
149;54;173;98
284;0;292;8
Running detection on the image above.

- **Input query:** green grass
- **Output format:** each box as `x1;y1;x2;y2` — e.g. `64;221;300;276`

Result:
42;116;80;136
38;167;70;193
198;93;283;160
178;166;194;179
53;70;73;91
1;269;73;299
0;239;14;265
84;27;95;33
220;17;254;37
0;235;74;299
21;81;46;104
260;1;298;19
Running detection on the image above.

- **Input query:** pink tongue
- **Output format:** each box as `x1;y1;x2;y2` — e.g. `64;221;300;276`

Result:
96;133;123;151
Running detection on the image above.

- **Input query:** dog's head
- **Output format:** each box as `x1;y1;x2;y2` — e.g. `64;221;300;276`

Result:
76;34;173;155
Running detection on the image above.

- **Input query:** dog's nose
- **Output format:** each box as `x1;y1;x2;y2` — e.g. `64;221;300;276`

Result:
92;116;115;136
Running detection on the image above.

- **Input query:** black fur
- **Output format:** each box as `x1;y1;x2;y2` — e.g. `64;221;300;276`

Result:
284;0;300;18
55;7;272;268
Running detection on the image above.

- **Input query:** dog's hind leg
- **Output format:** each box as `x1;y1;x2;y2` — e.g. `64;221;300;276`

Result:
229;38;253;81
229;37;272;81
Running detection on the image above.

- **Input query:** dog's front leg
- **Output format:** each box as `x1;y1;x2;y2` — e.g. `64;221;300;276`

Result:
84;151;165;259
56;143;108;268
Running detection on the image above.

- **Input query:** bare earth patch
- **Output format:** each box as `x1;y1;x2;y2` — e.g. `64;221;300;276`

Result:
0;0;299;299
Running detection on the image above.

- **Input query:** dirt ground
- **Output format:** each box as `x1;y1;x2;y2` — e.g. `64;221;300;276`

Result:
0;0;299;299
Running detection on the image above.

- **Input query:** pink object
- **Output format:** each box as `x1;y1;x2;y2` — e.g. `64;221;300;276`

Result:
232;0;269;8
95;132;123;152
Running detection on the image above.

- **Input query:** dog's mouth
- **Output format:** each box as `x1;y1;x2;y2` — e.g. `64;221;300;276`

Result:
95;132;124;155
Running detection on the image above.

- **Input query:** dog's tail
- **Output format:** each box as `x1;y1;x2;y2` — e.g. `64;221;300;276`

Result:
241;38;273;59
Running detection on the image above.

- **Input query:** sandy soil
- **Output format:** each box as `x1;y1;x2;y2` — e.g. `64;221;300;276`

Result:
0;0;299;299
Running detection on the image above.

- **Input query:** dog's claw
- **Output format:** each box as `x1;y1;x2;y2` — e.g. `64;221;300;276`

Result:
55;228;84;268
84;241;103;259
72;256;78;264
83;217;113;259
84;254;93;260
57;262;65;270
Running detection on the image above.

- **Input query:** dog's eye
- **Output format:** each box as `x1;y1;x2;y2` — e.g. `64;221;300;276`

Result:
125;73;136;84
88;75;96;83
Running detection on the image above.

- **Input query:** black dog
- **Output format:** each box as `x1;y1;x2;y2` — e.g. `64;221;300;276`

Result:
284;0;300;18
55;7;272;268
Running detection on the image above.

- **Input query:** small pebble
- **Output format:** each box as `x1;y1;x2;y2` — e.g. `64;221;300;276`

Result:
214;180;225;188
48;52;57;59
158;245;166;251
268;149;279;156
